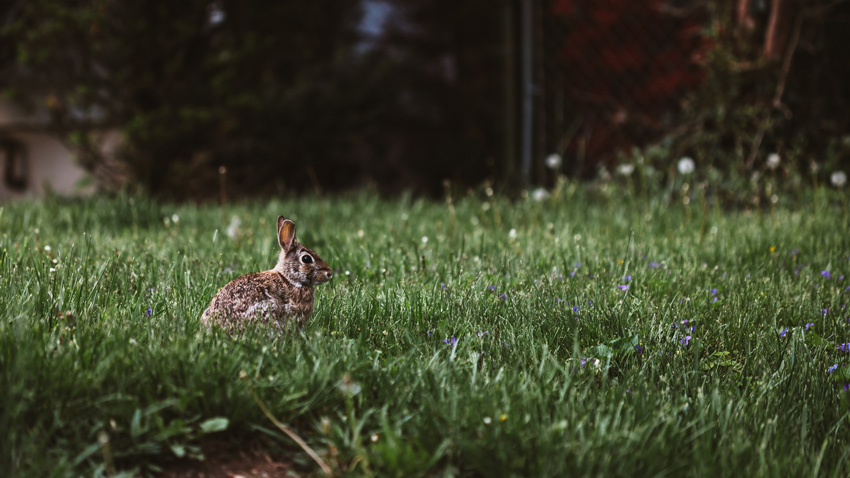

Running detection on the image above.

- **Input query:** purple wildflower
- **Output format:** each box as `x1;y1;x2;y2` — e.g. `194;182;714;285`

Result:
712;297;719;303
844;383;850;391
623;275;632;281
581;358;587;368
822;270;832;279
635;344;643;354
780;328;788;338
805;323;814;330
488;285;496;292
650;262;658;268
838;343;850;352
146;308;152;317
441;283;446;291
500;293;507;301
672;321;678;329
556;298;562;303
711;288;718;296
680;335;692;346
829;364;839;373
502;342;510;347
557;275;563;281
428;328;435;336
822;309;830;316
444;337;457;348
617;285;629;291
573;306;580;313
478;331;488;338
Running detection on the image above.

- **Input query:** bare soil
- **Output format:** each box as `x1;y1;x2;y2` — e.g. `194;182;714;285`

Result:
157;440;298;478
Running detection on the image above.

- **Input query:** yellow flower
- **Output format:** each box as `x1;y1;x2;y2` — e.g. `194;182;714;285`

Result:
769;246;775;253
499;414;507;422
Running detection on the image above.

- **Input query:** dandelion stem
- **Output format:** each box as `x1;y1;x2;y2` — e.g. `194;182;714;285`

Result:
247;383;332;475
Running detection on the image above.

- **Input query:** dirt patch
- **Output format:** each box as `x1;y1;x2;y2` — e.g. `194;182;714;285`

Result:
157;440;298;478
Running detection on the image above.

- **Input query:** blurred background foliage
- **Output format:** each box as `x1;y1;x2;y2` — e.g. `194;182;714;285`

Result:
1;0;849;200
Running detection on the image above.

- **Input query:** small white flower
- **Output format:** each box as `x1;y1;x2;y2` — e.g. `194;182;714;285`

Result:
171;214;180;223
226;215;241;239
421;236;428;244
831;171;847;188
508;228;517;240
766;153;780;170
483;417;492;425
370;433;379;442
49;267;56;273
44;245;51;251
617;163;635;176
532;187;550;202
338;377;361;396
545;153;563;170
357;229;365;238
677;157;695;175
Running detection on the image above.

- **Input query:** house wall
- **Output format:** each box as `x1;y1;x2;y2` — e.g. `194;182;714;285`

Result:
0;99;95;200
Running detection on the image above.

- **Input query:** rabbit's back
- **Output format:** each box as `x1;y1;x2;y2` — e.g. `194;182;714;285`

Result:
201;270;315;328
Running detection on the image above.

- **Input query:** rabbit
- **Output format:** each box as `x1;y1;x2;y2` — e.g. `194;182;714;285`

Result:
201;215;333;331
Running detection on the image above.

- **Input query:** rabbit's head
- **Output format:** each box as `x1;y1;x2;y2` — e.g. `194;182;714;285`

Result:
274;216;333;286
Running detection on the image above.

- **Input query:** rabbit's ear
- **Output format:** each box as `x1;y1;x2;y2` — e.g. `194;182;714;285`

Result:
277;216;297;252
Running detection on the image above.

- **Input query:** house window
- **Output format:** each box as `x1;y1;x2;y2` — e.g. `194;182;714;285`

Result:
1;137;28;191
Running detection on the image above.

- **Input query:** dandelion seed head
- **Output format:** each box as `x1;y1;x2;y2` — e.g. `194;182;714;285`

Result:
766;153;780;170
832;171;847;188
677;157;695;175
545;153;563;170
532;188;550;202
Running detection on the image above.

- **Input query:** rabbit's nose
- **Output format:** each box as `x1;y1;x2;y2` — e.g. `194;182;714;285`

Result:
326;270;334;279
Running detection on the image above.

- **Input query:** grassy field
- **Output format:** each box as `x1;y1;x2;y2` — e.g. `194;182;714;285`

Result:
2;186;850;477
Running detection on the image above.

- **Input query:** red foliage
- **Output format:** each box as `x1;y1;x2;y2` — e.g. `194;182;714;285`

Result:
550;0;711;164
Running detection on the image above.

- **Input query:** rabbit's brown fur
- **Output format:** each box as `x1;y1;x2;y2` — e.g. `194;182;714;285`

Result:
201;215;332;330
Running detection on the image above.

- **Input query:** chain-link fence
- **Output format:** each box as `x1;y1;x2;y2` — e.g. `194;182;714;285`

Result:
517;0;850;185
520;0;709;182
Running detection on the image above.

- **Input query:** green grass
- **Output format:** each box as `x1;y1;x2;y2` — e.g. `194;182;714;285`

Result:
2;187;850;477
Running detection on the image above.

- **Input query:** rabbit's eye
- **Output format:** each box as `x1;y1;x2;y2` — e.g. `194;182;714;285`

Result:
301;254;313;264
